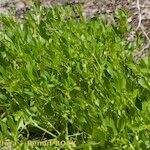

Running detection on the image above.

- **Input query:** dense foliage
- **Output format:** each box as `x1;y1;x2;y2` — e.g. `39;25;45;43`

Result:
0;4;150;150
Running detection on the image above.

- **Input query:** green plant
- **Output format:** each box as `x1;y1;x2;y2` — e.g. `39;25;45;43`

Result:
0;3;150;150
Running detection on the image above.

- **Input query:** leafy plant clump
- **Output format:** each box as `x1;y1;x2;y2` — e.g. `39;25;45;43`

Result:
0;4;150;150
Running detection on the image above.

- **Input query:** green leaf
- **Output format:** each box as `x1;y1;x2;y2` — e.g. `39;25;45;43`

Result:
92;127;106;147
138;78;149;90
7;116;18;141
0;93;7;100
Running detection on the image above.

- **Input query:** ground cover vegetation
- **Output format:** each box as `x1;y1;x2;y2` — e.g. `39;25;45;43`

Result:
0;2;150;150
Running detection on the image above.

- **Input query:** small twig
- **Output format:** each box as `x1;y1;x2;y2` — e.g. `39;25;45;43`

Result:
68;132;83;137
135;0;150;43
136;0;142;31
32;121;57;138
133;41;150;64
140;25;150;43
47;121;60;136
135;43;150;55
